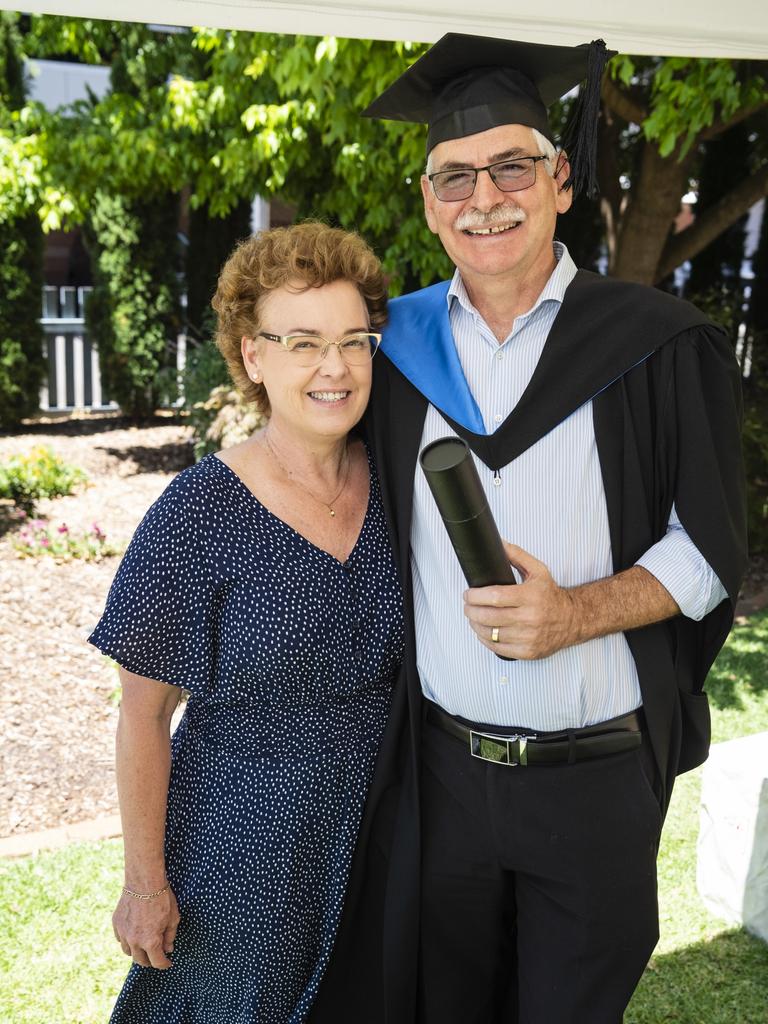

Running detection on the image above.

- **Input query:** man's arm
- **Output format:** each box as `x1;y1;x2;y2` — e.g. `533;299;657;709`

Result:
634;503;727;621
463;542;679;661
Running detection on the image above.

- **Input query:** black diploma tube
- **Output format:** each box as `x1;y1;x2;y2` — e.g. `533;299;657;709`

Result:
420;436;517;663
419;437;516;588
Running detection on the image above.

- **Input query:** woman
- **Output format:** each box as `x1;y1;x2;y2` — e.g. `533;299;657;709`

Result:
89;222;405;1022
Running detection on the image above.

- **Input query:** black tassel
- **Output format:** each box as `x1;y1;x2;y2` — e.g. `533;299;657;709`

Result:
561;39;612;199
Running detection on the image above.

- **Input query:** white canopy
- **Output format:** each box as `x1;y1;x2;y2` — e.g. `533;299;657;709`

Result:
2;0;768;58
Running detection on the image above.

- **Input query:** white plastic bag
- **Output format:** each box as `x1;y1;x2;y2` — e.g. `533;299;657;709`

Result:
697;731;768;942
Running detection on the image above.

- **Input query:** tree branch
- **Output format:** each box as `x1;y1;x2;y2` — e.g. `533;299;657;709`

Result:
656;162;768;281
699;99;768;141
601;75;648;126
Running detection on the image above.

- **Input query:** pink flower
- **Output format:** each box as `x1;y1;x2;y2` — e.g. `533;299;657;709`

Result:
40;537;50;547
30;519;46;530
57;523;69;534
91;523;105;540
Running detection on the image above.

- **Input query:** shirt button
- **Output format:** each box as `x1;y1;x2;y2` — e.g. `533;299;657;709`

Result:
499;676;509;685
494;413;503;424
354;649;364;661
496;351;504;361
492;476;502;487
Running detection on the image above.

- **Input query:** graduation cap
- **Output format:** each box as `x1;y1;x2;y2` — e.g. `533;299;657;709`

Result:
363;34;615;198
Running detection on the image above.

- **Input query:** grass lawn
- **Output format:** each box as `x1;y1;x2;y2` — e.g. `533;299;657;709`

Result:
2;611;767;1023
627;608;768;1024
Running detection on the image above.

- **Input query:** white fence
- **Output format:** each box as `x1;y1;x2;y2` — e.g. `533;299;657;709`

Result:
38;286;187;413
39;285;117;413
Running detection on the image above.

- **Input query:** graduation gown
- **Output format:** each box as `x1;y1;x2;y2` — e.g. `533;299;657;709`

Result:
310;269;747;1024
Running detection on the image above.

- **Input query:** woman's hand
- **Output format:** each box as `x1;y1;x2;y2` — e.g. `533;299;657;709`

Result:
112;886;181;970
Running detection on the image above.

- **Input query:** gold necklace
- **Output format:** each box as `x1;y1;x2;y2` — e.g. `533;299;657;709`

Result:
263;432;351;517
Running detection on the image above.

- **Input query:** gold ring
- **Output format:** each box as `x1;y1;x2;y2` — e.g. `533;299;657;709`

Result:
490;627;500;644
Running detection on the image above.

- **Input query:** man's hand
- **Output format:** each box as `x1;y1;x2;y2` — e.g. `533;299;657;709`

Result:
463;541;680;661
463;542;578;660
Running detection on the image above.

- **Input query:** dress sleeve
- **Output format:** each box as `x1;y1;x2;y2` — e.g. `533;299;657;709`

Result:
88;471;218;694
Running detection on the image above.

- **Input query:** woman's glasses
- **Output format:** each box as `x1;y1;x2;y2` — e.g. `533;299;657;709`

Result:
257;331;382;367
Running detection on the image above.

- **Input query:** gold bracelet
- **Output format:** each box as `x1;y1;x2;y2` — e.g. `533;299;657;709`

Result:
122;883;170;900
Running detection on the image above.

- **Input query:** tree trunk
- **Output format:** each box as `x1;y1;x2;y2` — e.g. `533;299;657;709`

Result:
597;107;623;269
610;141;692;285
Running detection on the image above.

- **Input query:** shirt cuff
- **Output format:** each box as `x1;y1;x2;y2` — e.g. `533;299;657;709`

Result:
636;522;728;621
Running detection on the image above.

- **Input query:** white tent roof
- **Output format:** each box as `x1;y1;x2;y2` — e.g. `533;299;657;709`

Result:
3;0;768;58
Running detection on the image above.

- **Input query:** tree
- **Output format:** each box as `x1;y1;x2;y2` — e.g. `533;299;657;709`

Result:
11;25;446;293
186;197;252;339
600;56;768;285
84;190;181;417
686;123;751;304
20;22;186;416
4;21;768;294
742;204;768;552
0;12;44;427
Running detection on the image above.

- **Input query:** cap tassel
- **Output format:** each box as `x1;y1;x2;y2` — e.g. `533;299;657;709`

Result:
561;39;610;199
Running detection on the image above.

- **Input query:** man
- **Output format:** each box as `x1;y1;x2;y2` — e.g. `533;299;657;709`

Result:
311;34;747;1024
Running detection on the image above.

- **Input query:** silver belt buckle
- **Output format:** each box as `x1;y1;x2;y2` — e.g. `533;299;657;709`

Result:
469;730;528;766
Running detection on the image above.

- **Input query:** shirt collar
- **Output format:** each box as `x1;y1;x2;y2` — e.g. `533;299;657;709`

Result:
447;241;578;320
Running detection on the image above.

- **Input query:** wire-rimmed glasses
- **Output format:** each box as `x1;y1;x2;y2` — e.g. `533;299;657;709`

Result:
258;331;382;367
428;155;548;202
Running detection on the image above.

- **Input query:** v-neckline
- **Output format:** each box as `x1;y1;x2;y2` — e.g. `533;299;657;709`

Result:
211;446;374;568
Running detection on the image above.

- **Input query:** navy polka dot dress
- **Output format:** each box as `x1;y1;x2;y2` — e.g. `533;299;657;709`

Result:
89;448;404;1023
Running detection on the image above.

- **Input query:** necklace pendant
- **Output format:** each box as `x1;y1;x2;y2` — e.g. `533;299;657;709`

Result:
329;508;336;517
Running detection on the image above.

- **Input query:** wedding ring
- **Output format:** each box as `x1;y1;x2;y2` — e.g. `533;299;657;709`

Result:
490;627;500;644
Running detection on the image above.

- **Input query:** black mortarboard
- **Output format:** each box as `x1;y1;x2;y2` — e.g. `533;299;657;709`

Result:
363;33;615;198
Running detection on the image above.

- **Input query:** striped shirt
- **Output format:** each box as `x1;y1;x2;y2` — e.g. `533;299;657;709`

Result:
410;243;727;730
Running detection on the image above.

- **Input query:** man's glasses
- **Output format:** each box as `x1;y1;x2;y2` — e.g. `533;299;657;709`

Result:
258;331;382;367
428;155;548;203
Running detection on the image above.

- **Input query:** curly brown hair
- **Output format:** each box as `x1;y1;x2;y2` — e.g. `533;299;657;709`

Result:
211;221;388;416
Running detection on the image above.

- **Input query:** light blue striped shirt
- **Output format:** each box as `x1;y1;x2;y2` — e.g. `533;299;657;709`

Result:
411;243;727;730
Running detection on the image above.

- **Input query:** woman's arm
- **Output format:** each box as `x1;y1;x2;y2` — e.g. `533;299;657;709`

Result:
112;668;182;970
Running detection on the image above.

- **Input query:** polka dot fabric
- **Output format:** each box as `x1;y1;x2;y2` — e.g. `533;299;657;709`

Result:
89;449;404;1023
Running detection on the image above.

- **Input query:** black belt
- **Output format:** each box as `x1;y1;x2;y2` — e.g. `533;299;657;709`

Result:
425;703;643;766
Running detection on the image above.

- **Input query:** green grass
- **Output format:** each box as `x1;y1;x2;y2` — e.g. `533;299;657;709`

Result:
627;608;768;1024
707;609;768;742
2;612;767;1023
0;840;126;1023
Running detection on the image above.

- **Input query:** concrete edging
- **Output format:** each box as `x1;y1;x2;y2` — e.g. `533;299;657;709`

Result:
0;814;122;859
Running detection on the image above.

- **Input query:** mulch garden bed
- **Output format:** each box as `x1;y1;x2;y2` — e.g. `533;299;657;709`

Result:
0;414;193;838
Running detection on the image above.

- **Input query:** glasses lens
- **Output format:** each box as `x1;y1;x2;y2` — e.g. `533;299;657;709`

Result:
284;335;325;365
489;158;537;192
339;333;378;363
432;169;476;202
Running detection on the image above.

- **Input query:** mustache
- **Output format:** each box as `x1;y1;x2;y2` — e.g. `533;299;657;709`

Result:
455;205;527;231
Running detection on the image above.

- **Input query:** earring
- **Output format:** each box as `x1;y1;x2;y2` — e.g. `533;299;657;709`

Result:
251;373;261;383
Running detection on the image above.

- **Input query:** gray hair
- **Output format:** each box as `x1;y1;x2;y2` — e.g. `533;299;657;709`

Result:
425;127;558;177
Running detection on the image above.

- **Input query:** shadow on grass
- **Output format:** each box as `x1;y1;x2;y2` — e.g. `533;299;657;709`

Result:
627;928;768;1024
706;609;768;710
95;440;194;475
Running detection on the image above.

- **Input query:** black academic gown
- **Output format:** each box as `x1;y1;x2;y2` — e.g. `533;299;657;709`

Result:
310;270;748;1024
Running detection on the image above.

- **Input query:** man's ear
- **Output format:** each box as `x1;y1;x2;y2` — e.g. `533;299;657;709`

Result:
554;152;573;214
421;175;439;235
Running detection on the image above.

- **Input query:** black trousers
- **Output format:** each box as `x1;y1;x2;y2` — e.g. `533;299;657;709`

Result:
418;717;664;1024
